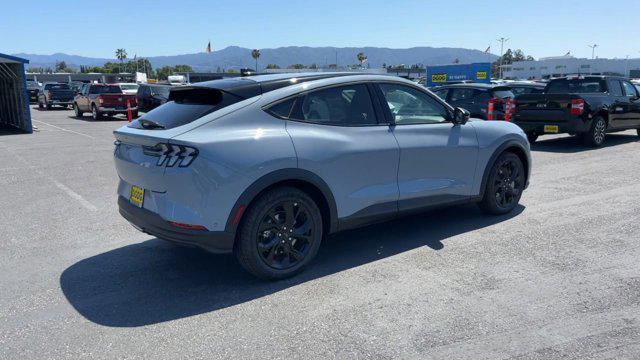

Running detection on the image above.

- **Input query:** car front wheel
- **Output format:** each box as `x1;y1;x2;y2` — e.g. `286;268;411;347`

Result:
235;187;323;280
478;152;525;215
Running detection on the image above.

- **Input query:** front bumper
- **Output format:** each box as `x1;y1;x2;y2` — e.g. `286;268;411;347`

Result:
118;196;235;253
514;116;592;135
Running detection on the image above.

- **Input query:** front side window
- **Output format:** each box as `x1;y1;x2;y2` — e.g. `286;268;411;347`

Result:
292;84;377;125
379;83;449;125
621;81;638;98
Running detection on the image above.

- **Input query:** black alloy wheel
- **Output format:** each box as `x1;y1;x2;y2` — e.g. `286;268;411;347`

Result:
235;187;323;279
256;200;314;270
583;117;606;147
479;152;525;215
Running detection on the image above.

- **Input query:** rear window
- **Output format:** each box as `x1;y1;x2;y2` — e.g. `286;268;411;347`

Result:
509;86;544;95
90;85;122;94
546;79;605;94
128;87;243;130
44;83;70;90
151;86;171;98
491;88;515;99
119;84;139;90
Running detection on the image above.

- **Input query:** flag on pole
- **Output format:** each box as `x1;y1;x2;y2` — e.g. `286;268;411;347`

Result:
564;51;571;56
484;46;491;54
206;41;212;54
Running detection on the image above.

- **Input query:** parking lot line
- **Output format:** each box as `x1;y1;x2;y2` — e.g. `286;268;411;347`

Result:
0;142;98;212
32;119;95;139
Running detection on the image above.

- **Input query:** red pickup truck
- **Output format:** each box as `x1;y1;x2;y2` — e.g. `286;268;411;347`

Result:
73;84;138;120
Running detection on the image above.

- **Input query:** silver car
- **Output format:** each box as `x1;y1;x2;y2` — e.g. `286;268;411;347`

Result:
114;73;531;279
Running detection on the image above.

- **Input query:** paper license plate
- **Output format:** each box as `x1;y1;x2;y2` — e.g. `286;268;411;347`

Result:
129;185;144;208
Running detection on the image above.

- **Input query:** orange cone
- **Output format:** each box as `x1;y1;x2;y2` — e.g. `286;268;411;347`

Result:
127;99;132;122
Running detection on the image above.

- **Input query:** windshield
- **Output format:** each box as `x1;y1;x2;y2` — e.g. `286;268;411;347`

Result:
546;79;605;93
91;85;122;94
44;83;70;90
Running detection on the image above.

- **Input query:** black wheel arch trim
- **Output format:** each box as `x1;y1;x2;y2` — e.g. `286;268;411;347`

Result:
225;168;339;235
478;140;530;200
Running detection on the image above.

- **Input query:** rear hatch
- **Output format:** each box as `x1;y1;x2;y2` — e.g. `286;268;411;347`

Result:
113;86;247;192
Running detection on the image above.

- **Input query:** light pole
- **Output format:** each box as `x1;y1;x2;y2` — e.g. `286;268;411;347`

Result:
497;37;509;79
588;44;598;59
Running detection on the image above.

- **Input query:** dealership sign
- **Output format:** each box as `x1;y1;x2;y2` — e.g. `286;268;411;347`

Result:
426;63;491;87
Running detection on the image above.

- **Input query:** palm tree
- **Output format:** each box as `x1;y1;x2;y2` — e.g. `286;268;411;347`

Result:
115;49;127;73
251;49;261;72
357;52;367;66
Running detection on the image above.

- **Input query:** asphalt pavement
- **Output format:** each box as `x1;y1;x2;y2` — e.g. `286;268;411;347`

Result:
1;107;639;359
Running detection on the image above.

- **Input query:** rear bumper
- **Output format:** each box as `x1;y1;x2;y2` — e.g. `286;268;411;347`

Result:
50;100;73;105
513;116;592;134
99;106;138;114
118;196;235;253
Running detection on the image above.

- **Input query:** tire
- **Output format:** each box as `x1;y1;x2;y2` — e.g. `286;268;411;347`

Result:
478;152;525;215
582;116;607;147
45;102;51;110
91;105;102;120
73;103;83;117
636;128;639;137
234;186;323;280
526;132;538;144
38;100;43;110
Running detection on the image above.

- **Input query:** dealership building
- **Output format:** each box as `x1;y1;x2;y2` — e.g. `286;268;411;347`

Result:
501;55;640;80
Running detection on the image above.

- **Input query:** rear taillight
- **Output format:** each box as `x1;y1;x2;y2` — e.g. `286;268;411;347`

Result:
487;98;503;120
46;90;52;98
504;98;516;121
570;98;585;116
143;143;198;167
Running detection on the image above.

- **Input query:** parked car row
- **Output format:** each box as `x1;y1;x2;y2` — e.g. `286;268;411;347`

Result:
430;76;640;147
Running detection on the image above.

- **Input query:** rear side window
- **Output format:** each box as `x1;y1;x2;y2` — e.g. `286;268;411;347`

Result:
449;88;475;102
608;80;623;96
546;79;605;94
265;97;296;119
128;87;243;130
291;84;377;126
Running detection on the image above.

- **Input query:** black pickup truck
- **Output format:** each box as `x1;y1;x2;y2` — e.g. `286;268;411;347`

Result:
37;82;75;110
513;76;640;146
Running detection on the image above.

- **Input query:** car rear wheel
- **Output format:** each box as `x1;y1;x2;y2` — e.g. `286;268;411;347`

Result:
526;132;538;144
73;103;83;117
235;186;323;280
582;116;606;147
478;152;525;215
45;102;51;110
91;105;102;120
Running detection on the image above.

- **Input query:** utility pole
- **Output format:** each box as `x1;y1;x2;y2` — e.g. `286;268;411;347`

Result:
497;37;509;79
588;44;598;59
625;55;630;77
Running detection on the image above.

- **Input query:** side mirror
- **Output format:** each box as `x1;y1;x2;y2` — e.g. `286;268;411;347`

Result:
452;107;470;125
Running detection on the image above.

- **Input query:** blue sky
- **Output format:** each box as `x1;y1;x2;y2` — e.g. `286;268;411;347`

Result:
1;0;638;59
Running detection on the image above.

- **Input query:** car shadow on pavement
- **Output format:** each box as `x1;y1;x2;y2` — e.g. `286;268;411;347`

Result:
60;203;524;327
531;133;638;153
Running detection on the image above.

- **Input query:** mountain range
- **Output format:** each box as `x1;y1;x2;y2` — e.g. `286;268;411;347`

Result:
13;46;497;72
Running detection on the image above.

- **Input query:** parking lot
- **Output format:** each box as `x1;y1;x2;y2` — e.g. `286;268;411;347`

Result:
1;107;640;358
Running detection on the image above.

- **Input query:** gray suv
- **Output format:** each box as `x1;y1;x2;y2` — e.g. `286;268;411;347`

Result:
114;73;531;279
